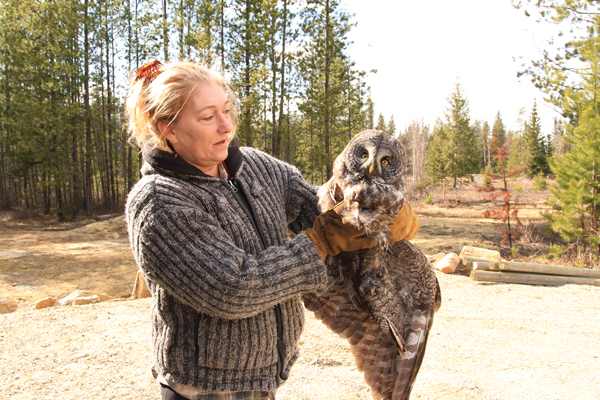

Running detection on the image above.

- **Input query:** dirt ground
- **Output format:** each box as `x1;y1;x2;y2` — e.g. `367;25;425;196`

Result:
0;196;551;307
1;193;599;399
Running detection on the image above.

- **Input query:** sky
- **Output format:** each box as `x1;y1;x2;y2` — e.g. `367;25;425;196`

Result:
343;0;564;135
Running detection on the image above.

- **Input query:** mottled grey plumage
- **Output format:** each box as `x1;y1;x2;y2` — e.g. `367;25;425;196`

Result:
303;130;441;400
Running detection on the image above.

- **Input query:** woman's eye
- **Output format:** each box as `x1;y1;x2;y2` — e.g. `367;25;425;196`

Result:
361;152;368;159
203;115;214;121
381;159;389;165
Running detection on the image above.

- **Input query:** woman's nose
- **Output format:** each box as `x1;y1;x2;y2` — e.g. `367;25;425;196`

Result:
217;112;232;133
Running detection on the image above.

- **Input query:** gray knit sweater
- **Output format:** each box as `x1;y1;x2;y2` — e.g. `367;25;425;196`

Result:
125;142;328;392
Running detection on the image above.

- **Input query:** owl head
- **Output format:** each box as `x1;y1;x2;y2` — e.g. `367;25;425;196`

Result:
334;129;407;190
317;130;408;245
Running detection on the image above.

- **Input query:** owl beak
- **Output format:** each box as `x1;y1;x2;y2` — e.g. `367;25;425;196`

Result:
368;164;375;175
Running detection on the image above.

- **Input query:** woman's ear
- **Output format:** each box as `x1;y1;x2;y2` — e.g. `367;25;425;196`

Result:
158;121;176;145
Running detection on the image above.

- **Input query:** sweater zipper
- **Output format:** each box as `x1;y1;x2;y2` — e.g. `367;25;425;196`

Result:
227;178;238;193
227;177;284;381
275;304;287;382
227;177;268;249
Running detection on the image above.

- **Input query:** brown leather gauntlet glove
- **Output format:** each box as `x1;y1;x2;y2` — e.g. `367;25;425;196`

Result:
387;201;419;242
303;204;379;260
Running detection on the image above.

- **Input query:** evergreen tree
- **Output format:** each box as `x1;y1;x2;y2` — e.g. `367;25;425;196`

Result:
364;96;374;129
517;0;600;261
425;119;449;197
298;0;355;180
490;112;506;172
551;117;567;156
525;101;550;177
375;113;386;131
473;120;489;170
387;115;397;137
443;82;479;187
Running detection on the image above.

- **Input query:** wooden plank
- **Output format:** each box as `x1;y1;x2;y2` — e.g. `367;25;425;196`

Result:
500;261;600;278
459;246;501;262
472;261;491;270
470;270;600;287
465;257;499;271
462;256;491;266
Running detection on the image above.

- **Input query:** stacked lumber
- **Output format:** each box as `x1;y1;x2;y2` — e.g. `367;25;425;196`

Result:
459;246;600;287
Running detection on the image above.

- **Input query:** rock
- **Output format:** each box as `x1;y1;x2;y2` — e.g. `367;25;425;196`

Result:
435;253;461;274
0;297;18;314
459;246;501;263
56;290;113;306
0;250;27;260
68;243;94;250
427;252;446;265
57;290;96;306
131;270;151;299
35;297;58;309
72;295;100;306
96;293;115;302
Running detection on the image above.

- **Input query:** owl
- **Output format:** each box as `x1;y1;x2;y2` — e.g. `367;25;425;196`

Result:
303;130;441;400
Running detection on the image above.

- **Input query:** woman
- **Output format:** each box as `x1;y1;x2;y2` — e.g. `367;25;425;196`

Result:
125;60;418;400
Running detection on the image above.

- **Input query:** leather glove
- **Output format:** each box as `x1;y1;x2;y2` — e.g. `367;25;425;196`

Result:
303;203;379;260
335;200;420;243
387;201;419;242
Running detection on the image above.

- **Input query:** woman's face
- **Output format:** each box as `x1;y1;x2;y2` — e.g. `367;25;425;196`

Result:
162;82;233;177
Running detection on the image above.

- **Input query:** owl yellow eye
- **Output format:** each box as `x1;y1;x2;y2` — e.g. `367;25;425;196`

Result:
361;152;368;159
381;159;389;165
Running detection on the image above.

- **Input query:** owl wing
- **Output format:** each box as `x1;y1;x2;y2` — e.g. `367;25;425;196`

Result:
303;255;441;400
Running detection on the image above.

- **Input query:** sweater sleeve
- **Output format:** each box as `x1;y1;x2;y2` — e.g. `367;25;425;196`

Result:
284;164;321;236
127;179;327;320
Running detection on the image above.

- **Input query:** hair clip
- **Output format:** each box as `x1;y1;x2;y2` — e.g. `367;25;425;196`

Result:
135;60;163;83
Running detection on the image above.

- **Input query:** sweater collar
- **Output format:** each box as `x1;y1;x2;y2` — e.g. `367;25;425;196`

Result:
142;138;243;179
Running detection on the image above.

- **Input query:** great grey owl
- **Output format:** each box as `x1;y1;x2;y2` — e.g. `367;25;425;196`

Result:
302;130;441;400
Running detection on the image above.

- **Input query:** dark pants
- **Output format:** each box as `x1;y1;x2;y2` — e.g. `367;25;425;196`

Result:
161;384;190;400
160;384;276;400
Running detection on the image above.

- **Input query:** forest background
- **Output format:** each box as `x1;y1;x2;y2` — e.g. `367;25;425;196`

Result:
0;0;599;263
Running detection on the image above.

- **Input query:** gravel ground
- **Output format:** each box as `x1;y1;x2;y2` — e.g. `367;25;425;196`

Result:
1;271;599;400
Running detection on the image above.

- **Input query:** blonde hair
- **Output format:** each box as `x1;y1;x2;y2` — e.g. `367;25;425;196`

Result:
125;61;239;150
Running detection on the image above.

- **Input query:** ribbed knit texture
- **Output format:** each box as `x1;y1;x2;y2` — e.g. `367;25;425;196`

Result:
126;145;327;392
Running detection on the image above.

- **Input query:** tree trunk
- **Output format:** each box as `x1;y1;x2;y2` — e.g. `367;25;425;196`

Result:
163;0;169;61
324;0;332;179
84;0;93;219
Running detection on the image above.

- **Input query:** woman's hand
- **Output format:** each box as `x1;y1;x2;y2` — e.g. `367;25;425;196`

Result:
302;204;378;260
387;201;419;242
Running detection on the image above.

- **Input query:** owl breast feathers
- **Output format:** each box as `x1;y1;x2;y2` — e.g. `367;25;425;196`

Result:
304;130;441;400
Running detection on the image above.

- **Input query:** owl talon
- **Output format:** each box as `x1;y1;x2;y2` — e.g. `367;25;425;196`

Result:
359;284;381;298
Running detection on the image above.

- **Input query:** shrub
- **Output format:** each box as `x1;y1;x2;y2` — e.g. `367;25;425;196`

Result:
482;176;493;188
548;244;567;258
532;173;548;192
513;183;523;194
425;193;434;205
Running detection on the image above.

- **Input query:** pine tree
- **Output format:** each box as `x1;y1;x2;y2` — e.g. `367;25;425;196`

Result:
364;96;374;129
443;82;479;187
387;115;397;137
525;101;550;177
425;119;449;198
517;0;600;261
298;0;354;180
490;112;506;173
375;113;386;131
